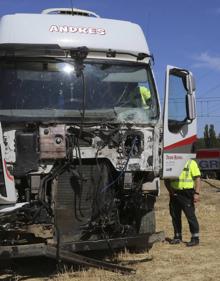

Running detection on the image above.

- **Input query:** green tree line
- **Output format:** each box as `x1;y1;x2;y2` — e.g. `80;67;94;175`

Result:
196;124;220;150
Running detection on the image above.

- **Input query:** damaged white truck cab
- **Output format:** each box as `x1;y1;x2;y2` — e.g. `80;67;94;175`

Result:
0;8;196;260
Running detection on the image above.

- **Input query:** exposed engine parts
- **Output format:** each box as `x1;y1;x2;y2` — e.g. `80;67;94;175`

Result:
5;124;152;176
14;130;39;176
0;120;162;277
39;125;66;159
0;123;158;249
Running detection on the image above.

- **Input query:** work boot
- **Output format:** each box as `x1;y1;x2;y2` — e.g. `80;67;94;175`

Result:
186;237;199;247
169;237;182;245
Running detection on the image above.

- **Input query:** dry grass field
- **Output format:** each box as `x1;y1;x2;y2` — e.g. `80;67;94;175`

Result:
1;180;220;281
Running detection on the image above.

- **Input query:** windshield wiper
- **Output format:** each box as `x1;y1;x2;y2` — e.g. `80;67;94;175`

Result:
87;49;153;62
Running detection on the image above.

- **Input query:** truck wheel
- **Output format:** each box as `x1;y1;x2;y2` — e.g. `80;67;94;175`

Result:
138;209;156;234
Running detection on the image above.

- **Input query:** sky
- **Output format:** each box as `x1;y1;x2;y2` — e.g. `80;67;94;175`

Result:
0;0;220;137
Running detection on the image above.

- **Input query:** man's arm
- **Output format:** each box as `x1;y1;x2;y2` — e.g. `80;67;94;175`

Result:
164;179;174;196
194;176;201;203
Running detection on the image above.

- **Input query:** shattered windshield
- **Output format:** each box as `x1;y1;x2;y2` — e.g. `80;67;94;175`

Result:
0;58;159;124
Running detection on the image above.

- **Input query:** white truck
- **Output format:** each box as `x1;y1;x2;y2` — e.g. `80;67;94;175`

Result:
0;8;197;270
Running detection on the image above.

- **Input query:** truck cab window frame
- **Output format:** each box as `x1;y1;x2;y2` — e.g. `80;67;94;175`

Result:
168;71;188;133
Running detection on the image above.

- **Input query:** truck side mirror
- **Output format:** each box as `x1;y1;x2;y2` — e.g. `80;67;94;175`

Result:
186;93;196;121
186;73;196;121
186;74;196;92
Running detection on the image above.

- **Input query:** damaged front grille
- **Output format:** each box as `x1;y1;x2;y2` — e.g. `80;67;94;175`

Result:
54;160;119;243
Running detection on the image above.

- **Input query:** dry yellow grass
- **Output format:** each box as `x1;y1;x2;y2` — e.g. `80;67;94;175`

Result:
1;180;220;281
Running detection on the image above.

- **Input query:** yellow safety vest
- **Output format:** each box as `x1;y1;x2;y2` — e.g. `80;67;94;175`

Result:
139;86;151;108
130;86;151;109
171;160;201;190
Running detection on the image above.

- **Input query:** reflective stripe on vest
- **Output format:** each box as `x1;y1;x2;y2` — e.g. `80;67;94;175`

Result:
171;160;194;190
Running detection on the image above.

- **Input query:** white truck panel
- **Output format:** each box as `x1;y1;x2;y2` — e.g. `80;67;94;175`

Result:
0;14;150;55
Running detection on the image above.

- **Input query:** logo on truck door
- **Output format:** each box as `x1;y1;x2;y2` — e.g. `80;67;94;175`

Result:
49;25;106;35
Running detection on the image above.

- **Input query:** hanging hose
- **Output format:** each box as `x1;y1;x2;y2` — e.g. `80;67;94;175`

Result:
101;136;138;193
38;162;67;201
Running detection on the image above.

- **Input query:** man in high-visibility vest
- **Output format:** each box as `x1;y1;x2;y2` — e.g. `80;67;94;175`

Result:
130;86;151;109
165;159;201;247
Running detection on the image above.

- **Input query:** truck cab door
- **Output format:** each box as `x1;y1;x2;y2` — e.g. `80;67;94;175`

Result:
163;66;197;178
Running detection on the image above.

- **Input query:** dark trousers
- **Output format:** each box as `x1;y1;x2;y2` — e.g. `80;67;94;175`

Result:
169;189;199;238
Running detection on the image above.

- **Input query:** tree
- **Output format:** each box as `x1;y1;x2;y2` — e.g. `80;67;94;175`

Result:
195;138;205;150
203;124;218;148
209;125;217;147
204;124;210;147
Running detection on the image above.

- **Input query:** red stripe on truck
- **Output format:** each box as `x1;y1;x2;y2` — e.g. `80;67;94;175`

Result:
4;159;14;181
164;135;197;151
196;150;220;159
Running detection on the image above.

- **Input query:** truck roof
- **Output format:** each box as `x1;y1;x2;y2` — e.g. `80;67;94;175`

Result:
0;13;150;57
